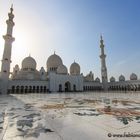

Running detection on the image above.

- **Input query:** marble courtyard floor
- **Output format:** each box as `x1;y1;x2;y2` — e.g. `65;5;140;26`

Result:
0;92;140;140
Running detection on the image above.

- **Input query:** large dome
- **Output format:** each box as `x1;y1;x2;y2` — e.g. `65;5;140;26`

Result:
47;53;63;72
130;73;137;80
119;75;125;82
57;64;68;74
22;56;36;70
70;61;80;75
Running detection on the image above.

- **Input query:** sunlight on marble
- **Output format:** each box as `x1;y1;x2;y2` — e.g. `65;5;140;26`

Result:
0;92;140;140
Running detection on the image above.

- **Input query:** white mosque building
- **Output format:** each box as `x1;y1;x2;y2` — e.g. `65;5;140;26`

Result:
0;7;140;94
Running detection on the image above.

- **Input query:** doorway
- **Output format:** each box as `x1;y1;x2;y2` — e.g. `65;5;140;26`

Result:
65;81;71;92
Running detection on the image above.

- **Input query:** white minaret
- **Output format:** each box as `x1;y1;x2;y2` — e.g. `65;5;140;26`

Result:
0;5;15;94
99;35;108;91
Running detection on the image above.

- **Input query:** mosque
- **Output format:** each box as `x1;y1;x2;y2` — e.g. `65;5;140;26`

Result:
0;7;140;94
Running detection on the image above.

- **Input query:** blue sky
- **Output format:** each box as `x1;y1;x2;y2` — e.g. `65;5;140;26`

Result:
0;0;140;80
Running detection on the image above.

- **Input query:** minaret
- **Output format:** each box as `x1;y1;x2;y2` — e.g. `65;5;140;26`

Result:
0;5;15;94
99;35;108;91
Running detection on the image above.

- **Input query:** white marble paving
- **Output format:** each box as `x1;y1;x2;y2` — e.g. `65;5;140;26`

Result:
0;92;140;140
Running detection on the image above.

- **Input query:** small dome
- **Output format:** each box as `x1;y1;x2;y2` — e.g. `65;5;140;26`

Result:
57;64;68;74
22;56;36;70
15;64;19;68
39;67;46;80
14;64;19;70
95;77;100;82
110;76;115;82
119;75;125;82
40;67;45;72
70;61;80;75
130;73;137;80
47;53;63;72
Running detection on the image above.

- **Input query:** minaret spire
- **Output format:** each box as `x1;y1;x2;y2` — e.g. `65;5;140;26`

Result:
0;6;15;94
100;34;103;41
99;35;108;91
10;4;13;13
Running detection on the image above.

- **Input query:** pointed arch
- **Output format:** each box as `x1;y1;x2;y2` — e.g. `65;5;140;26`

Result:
65;81;71;92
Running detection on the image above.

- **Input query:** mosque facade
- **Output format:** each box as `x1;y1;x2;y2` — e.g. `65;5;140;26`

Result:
0;7;140;94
